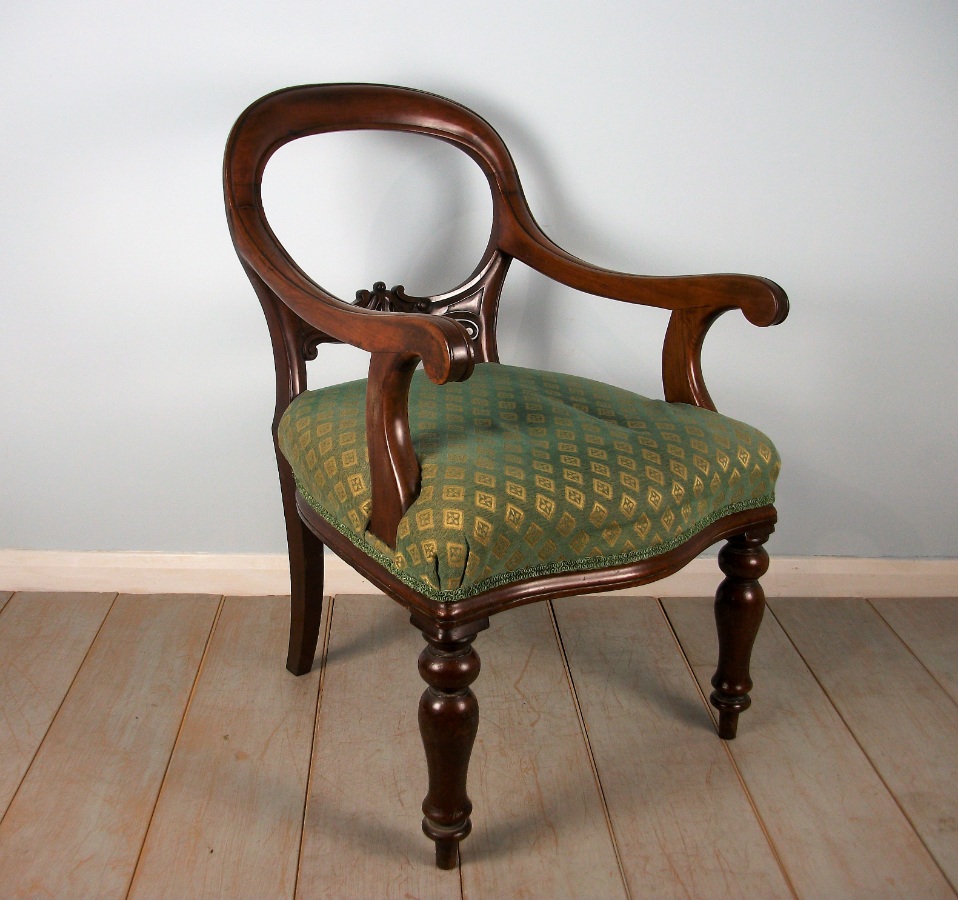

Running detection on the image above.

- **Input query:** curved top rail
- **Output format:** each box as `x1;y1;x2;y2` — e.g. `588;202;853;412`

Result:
225;83;787;336
225;83;521;209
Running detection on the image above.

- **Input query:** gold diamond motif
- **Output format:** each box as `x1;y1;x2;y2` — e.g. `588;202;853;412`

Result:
506;481;527;502
589;502;608;527
634;514;652;539
603;522;622;546
557;512;576;536
473;517;493;545
593;479;613;500
278;363;779;599
505;503;525;530
536;494;556;519
565;486;586;509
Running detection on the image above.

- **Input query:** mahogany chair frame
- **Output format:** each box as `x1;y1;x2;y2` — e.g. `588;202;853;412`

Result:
224;83;787;869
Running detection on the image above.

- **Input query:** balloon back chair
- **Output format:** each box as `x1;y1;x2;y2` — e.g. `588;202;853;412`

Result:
224;84;787;869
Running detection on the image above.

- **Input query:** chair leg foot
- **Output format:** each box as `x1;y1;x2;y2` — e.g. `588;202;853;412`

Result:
710;527;771;740
416;625;483;869
285;519;325;676
710;695;749;740
433;837;459;870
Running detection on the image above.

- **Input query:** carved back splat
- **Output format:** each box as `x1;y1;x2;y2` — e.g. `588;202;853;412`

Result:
315;248;510;366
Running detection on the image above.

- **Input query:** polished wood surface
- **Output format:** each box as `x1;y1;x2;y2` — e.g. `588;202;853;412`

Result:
417;627;483;869
710;527;772;738
223;83;789;864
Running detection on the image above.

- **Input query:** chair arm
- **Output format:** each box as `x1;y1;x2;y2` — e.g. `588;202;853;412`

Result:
230;213;477;549
229;207;476;387
498;202;787;326
495;194;788;410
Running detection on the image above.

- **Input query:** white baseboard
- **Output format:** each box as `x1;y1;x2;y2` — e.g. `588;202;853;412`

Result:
0;549;954;598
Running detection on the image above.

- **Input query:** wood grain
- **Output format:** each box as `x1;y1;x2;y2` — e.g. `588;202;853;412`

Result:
555;595;791;898
871;598;958;704
296;595;460;899
772;597;958;892
461;602;625;899
0;593;219;898
0;591;115;818
129;596;326;899
665;597;954;898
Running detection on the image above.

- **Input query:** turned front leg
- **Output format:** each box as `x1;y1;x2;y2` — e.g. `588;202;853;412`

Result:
710;528;771;740
417;625;484;869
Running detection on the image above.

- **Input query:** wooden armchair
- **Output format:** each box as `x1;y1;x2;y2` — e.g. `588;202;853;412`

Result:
224;83;788;869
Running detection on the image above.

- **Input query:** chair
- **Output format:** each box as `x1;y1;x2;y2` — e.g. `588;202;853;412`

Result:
223;83;787;869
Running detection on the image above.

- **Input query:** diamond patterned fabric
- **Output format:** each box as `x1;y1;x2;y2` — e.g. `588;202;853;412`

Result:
278;363;779;602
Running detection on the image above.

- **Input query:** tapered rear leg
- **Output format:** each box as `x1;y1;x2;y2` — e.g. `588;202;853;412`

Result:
276;449;324;676
710;527;771;739
286;516;325;675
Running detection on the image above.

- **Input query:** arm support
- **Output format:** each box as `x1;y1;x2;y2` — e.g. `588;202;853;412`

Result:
662;306;729;411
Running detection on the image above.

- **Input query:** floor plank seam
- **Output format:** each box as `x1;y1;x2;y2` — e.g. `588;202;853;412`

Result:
125;594;227;898
0;592;13;623
7;591;956;897
547;599;634;900
766;600;958;895
0;590;120;831
865;598;958;716
656;598;800;900
293;595;336;900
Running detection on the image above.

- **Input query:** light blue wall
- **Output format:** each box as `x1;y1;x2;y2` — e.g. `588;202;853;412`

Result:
2;1;956;557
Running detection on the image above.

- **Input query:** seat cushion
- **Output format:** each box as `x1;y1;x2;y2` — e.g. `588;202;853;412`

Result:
278;363;779;602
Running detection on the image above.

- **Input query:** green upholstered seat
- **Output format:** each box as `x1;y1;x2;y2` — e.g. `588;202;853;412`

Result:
278;363;780;603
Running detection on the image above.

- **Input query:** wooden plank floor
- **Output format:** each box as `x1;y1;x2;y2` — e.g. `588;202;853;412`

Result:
0;591;955;898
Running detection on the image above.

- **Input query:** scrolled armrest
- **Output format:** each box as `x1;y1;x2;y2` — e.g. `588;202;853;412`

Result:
228;206;478;549
498;197;787;326
494;187;788;411
228;205;475;386
660;283;788;411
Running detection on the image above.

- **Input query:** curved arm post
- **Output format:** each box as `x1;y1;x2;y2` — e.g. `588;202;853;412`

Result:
366;351;423;546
